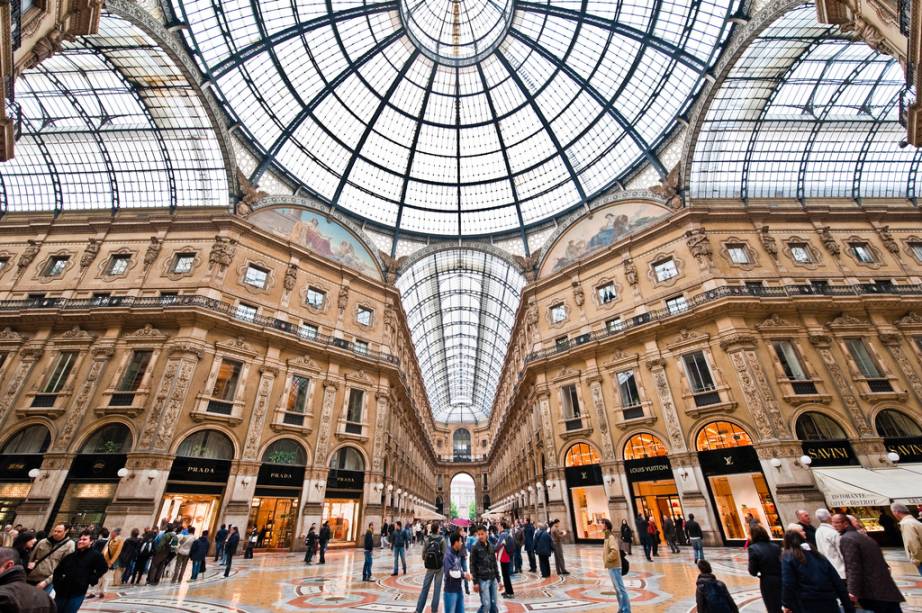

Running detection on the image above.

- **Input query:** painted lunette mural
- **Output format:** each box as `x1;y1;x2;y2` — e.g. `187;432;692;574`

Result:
541;201;672;275
249;207;380;278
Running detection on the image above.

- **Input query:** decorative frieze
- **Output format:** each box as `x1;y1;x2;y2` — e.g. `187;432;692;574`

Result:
645;358;687;453
242;368;277;460
808;334;872;437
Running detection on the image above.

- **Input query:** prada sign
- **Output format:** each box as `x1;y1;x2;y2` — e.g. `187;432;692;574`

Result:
257;464;305;488
800;440;858;467
326;468;364;492
885;437;922;464
624;456;673;483
564;463;604;487
168;457;232;483
0;454;43;480
698;446;761;476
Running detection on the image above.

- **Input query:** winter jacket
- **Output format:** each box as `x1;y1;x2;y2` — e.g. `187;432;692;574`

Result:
27;536;75;584
364;530;374;552
177;533;195;557
838;526;904;604
103;536;124;568
799;522;817;547
635;516;648;541
534;529;554;557
899;514;922;566
118;537;141;567
391;528;409;548
602;531;621;569
814;523;845;577
0;565;56;612
695;573;739;613
781;549;853;613
189;536;210;562
685;519;703;539
225;532;240;557
51;547;109;599
215;528;228;545
746;540;781;579
306;531;318;551
470;539;499;581
620;523;633;544
319;525;332;544
523;523;535;551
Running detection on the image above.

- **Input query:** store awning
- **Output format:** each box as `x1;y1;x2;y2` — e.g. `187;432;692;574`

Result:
413;505;445;521
812;467;922;507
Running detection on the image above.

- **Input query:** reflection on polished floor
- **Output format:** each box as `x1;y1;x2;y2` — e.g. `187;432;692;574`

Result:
80;544;922;612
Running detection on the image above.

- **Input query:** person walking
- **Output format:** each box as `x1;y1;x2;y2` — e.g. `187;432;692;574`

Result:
780;528;853;613
471;525;500;613
833;512;904;613
813;509;845;577
27;523;75;591
442;532;470;613
117;529;141;585
362;523;375;582
794;509;817;548
304;524;318;564
663;516;680;554
647;516;660;558
694;560;738;613
891;502;922;576
130;532;154;585
102;527;124;590
0;547;56;613
746;525;781;613
189;530;209;580
602;519;630;613
318;522;331;565
381;521;390;550
534;523;553;578
146;524;177;585
172;527;195;583
675;516;687;545
523;519;536;573
635;514;650;561
416;521;444;612
496;523;515;598
223;527;240;578
214;524;228;563
391;521;408;576
244;528;257;560
620;520;633;556
685;514;704;562
549;520;569;575
52;531;109;613
512;522;524;575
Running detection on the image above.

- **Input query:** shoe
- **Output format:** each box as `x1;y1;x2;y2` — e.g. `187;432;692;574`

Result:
391;572;398;576
560;571;570;575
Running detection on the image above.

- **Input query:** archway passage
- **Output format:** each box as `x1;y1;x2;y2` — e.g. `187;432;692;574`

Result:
450;473;476;521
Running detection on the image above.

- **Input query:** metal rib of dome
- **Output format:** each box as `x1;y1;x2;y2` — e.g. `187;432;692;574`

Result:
170;0;742;238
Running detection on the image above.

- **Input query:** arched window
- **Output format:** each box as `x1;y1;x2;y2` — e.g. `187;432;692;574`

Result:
565;443;600;467
80;424;132;454
696;421;752;451
875;409;922;438
1;425;51;454
329;446;364;472
453;429;471;460
261;439;307;466
795;412;848;441
176;430;234;460
623;433;668;460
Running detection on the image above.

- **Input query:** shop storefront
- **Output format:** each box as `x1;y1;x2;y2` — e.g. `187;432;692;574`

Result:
623;433;684;536
49;424;130;532
323;446;365;543
248;439;306;549
696;421;783;543
564;443;610;542
0;425;50;524
159;430;233;535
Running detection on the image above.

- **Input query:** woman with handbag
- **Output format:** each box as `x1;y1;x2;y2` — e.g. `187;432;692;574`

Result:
602;519;631;613
619;520;633;556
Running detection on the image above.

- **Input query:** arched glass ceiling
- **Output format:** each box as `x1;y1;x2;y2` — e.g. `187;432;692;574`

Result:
396;249;524;423
689;4;918;202
0;12;229;214
170;0;742;238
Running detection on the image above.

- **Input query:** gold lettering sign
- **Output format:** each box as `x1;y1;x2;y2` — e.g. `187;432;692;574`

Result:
807;447;849;460
269;472;293;480
187;466;216;474
888;443;922;457
6;463;25;471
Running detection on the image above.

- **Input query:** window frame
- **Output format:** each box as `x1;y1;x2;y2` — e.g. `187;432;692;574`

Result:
243;264;270;289
652;257;678;282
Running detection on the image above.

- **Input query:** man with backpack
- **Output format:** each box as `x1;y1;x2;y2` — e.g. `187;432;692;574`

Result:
415;522;444;613
512;522;524;575
694;559;738;612
147;524;177;585
471;524;500;613
171;527;195;583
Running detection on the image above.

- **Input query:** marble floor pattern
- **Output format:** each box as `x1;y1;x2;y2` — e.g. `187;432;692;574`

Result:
80;544;922;613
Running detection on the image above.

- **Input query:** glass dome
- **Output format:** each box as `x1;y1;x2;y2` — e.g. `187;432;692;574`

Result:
171;0;742;237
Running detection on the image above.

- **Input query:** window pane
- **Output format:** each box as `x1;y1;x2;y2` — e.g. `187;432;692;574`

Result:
790;245;811;263
108;255;130;275
666;295;688;314
347;389;364;422
597;283;616;304
244;265;268;288
173;254;195;273
550;304;566;323
773;341;807;380
357;307;373;326
846;339;881;378
727;245;749;264
287;375;310;414
212;360;242;400
118;350;153;391
307;288;326;308
44;352;77;393
654;259;677;281
683;351;715;392
618;370;640;407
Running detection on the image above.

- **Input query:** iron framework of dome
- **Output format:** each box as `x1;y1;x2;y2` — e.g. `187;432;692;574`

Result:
169;0;743;239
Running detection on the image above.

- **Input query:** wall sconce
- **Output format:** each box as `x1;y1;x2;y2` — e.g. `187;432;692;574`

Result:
885;451;900;464
544;480;555;489
527;485;534;492
535;482;543;490
374;483;384;492
387;484;394;491
799;455;813;468
117;468;130;479
145;469;159;483
769;458;782;471
27;468;46;481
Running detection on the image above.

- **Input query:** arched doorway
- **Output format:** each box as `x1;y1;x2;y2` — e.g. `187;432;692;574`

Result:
623;433;684;540
250;439;307;549
795;411;858;467
450;473;476;520
453;429;472;462
50;423;131;533
695;421;782;543
564;442;610;542
160;429;235;536
878;409;922;463
0;425;51;524
324;446;365;543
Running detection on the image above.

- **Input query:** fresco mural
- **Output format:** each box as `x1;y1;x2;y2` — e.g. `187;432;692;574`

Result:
249;207;380;278
542;201;671;275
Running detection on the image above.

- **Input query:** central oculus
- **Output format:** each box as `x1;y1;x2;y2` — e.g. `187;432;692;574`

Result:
400;0;515;66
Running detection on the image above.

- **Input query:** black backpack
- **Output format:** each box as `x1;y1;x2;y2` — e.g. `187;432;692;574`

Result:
701;580;734;613
423;536;443;570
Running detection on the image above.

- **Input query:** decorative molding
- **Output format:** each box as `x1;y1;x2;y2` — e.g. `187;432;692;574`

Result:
826;313;870;330
0;327;25;343
719;237;759;270
781;236;822;269
817;226;841;257
283;263;298;292
139;353;200;451
242;369;276;460
288;355;320;372
215;336;255;356
54;326;95;343
648;163;682;208
647;253;684;288
16;240;41;277
80;238;102;270
33;249;76;282
161;246;202;281
841;235;883;269
756;313;798;331
759;226;778;260
895;312;922;327
143;237;162;270
553;367;580;383
126;324;166;339
645;359;687;452
877;226;900;254
685;227;712;265
96;247;138;280
666;329;709;352
236;259;276;295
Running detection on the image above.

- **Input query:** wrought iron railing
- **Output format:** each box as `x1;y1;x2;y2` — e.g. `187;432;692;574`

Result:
10;0;21;51
899;0;911;36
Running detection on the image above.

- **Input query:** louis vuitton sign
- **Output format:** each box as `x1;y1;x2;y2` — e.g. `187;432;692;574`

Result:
624;456;673;483
697;446;761;476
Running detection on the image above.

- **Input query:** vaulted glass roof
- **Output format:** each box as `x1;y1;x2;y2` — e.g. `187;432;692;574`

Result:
171;0;742;238
396;249;524;423
0;13;229;214
689;4;917;202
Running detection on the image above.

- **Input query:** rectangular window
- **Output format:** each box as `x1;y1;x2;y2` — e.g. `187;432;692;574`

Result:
0;257;9;272
235;302;257;322
43;352;77;394
211;359;242;401
550;303;566;323
653;258;678;282
243;265;269;288
562;384;582;431
0;353;6;371
118;350;153;392
849;242;875;264
107;255;131;276
354;340;368;355
605;318;622;333
357;306;373;326
772;341;807;380
910;242;922;261
618;370;641;408
306;287;326;309
665;295;688;314
555;336;569;351
346;388;364;434
299;322;318;340
790;243;812;263
682;351;716;393
43;256;69;277
726;244;750;264
845;339;882;378
596;282;617;304
172;253;195;274
287;375;310;414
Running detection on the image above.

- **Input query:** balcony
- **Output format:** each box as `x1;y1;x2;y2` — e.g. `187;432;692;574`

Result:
108;392;136;407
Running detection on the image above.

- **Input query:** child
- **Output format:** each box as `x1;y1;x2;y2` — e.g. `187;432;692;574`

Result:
694;560;739;613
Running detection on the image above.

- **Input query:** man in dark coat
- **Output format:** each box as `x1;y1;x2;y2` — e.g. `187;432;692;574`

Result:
318;522;332;564
534;523;554;578
523;518;536;573
223;527;240;578
189;530;210;580
833;513;905;612
52;531;109;613
795;509;817;548
0;547;55;612
635;514;651;561
214;524;228;562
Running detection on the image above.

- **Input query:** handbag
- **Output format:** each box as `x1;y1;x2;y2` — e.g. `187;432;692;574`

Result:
620;551;629;576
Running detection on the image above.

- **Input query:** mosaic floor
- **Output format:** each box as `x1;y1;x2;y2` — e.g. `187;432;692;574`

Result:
80;543;922;612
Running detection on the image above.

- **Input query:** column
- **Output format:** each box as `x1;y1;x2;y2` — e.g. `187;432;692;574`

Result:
644;358;688;453
365;390;390;532
52;343;116;452
304;379;339;532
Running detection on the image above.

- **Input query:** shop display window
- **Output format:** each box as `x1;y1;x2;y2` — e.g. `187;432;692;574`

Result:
707;473;783;540
322;499;359;542
570;486;610;540
248;496;298;548
159;493;221;535
51;482;118;534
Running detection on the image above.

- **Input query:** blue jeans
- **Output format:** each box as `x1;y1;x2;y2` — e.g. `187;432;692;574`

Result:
121;560;135;583
215;541;225;561
54;595;86;613
608;567;632;613
191;559;203;580
690;537;704;562
416;568;443;612
917;564;922;577
363;550;374;580
513;547;522;573
444;590;464;613
477;578;498;613
393;545;406;573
